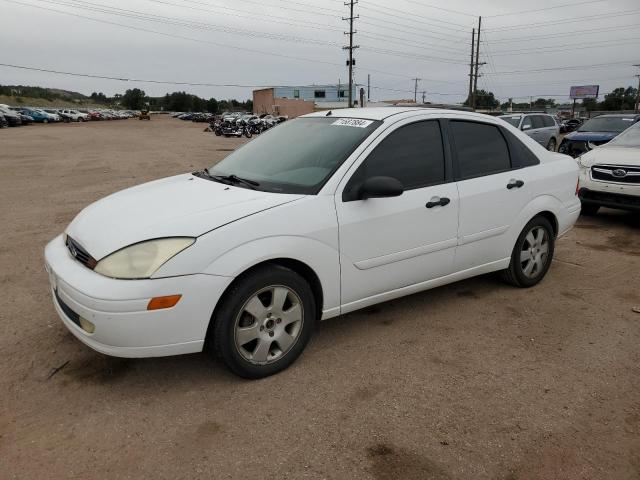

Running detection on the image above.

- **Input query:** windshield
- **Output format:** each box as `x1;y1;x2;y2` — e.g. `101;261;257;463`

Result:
578;117;637;133
607;122;640;147
210;117;381;194
499;115;522;128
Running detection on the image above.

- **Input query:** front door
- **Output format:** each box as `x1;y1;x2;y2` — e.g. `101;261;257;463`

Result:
335;119;459;310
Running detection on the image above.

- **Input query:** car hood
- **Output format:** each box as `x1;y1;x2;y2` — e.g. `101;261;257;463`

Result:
579;146;640;168
565;131;618;142
66;173;304;260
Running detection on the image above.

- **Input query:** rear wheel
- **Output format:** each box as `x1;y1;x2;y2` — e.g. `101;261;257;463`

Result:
547;138;557;152
501;216;555;288
210;265;316;379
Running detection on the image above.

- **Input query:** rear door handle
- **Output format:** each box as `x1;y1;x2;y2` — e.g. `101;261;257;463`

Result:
507;179;524;190
426;196;451;208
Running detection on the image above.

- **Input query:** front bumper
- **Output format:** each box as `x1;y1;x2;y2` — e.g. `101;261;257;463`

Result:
578;167;640;212
579;188;640;212
44;234;234;358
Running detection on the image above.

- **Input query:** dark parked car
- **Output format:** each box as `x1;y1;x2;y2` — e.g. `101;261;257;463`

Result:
18;113;34;125
0;106;22;126
0;114;8;128
558;114;640;158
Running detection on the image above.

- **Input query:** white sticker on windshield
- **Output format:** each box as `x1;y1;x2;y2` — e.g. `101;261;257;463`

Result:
331;118;373;128
622;118;634;121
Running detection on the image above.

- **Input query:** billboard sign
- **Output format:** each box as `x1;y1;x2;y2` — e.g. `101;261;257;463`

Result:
569;85;599;100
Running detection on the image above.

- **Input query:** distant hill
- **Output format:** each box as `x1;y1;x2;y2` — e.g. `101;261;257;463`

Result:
0;85;101;107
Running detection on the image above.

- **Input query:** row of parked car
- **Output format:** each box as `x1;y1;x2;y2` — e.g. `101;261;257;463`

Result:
0;105;139;127
498;112;640;158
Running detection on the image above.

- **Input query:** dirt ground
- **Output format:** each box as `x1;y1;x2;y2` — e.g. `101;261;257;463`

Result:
1;116;639;480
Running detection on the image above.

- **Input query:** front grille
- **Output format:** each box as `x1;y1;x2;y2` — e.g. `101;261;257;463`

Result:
591;165;640;185
65;235;97;269
54;289;82;328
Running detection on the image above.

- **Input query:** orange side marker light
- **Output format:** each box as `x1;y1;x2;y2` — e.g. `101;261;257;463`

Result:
147;295;182;310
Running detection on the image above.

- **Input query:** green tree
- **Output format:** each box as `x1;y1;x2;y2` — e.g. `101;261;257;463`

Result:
121;88;147;110
206;97;218;113
600;86;638;111
463;90;500;109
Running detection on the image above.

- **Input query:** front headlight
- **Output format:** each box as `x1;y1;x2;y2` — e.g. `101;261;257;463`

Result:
94;237;195;279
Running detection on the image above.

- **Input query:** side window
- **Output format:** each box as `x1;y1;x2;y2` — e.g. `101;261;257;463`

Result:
521;116;533;130
531;116;545;129
344;121;445;200
542;115;555;127
502;128;540;168
450;121;511;179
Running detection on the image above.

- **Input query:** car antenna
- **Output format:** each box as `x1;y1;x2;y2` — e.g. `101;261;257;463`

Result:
326;110;332;116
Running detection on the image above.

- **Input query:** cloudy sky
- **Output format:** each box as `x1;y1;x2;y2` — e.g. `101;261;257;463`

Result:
2;0;639;104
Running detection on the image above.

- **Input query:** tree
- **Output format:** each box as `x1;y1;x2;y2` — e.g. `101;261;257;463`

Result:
121;88;147;110
533;98;556;108
206;97;218;113
582;98;597;111
600;86;638;111
463;89;499;109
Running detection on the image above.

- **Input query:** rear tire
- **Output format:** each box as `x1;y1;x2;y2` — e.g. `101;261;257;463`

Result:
547;138;557;152
501;216;555;288
209;265;317;379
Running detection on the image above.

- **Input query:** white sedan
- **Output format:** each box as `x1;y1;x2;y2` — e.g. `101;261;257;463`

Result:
44;107;581;378
577;120;640;215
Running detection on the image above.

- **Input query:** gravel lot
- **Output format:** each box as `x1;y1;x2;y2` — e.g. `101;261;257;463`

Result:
1;116;639;479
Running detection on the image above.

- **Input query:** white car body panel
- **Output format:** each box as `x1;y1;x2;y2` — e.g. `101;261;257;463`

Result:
44;107;580;358
66;174;303;260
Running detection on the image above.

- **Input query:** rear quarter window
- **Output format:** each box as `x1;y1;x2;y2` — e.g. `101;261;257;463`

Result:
502;129;540;168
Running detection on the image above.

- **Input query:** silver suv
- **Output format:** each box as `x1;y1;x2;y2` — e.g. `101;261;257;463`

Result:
499;113;561;152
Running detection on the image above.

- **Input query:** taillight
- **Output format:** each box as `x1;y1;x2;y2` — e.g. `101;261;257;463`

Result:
575;178;580;196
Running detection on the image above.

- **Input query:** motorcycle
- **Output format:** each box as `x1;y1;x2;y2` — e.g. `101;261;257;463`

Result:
213;120;252;138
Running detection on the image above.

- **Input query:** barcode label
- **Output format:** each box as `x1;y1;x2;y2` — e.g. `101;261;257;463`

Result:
331;118;373;128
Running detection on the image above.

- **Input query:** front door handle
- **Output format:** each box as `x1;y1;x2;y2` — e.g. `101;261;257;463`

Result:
426;197;451;208
507;179;524;190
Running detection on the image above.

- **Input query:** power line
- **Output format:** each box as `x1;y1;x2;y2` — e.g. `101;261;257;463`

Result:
365;0;473;29
484;0;606;18
485;8;640;32
487;22;640;43
486;60;636;76
0;62;312;88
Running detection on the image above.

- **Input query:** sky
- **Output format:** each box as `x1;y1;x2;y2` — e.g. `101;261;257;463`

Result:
1;0;639;105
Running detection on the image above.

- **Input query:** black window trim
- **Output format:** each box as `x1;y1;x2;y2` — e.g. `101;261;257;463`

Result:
447;118;516;182
342;118;453;202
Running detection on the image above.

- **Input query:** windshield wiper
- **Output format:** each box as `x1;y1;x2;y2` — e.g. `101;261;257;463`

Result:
213;174;260;189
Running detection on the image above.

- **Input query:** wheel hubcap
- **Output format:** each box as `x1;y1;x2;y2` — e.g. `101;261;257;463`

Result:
234;286;303;365
520;226;549;278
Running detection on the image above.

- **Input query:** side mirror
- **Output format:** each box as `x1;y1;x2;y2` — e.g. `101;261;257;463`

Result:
358;176;404;200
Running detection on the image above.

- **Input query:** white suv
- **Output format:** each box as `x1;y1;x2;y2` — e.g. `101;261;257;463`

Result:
44;108;580;378
60;109;89;122
577;121;640;215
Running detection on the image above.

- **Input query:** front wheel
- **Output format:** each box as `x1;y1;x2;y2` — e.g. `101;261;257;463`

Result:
210;265;316;379
501;216;555;288
244;128;252;138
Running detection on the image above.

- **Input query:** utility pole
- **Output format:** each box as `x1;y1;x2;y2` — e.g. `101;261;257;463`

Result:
468;28;475;108
422;91;426;104
413;77;420;103
634;64;640;113
343;0;359;108
472;17;486;110
367;73;370;101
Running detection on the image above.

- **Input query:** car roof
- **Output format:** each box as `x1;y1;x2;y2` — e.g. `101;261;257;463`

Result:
303;107;487;121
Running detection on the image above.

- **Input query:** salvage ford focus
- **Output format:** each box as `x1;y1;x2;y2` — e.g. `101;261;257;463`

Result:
45;108;581;378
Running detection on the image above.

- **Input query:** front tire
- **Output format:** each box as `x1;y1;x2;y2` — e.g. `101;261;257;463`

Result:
501;216;555;288
210;265;317;379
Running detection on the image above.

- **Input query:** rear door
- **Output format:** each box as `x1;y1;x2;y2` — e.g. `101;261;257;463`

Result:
448;119;535;271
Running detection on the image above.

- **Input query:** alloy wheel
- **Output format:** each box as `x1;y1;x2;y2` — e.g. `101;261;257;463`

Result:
520;226;549;278
234;285;304;365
